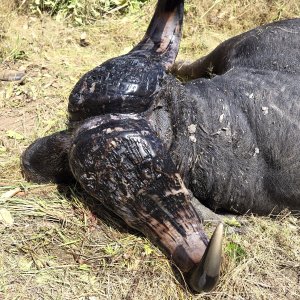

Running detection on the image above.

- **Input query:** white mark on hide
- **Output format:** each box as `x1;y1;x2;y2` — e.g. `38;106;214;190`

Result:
90;82;96;93
254;147;260;156
245;92;254;99
109;140;117;148
219;114;225;123
189;135;197;143
110;114;140;121
104;127;125;134
188;124;197;134
261;106;269;115
188;124;197;142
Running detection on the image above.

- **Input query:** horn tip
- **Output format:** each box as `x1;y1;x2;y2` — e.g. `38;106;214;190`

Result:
188;222;224;293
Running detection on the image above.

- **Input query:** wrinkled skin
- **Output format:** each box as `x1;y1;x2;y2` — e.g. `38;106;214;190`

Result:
21;0;300;293
170;19;300;215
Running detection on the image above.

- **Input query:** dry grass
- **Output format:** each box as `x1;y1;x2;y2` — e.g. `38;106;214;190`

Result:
0;0;300;299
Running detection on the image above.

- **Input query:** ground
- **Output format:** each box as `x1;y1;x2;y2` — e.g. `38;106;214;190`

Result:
0;0;299;299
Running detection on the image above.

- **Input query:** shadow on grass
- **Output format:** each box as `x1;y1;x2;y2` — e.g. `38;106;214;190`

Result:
57;183;139;235
56;183;190;294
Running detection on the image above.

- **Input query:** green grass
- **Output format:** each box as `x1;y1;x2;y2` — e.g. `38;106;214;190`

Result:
0;0;300;299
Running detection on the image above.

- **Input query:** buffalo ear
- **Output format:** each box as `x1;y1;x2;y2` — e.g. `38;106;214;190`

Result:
21;130;75;184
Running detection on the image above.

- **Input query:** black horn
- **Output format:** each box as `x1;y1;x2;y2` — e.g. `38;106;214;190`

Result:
68;0;184;122
68;115;223;293
131;0;184;69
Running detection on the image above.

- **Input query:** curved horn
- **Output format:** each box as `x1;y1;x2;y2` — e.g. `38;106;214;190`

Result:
130;0;184;69
188;223;224;292
68;0;184;121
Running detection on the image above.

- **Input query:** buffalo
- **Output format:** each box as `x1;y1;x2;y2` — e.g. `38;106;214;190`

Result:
21;0;300;292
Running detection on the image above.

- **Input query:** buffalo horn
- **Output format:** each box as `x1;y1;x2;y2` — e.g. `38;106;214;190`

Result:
188;223;224;292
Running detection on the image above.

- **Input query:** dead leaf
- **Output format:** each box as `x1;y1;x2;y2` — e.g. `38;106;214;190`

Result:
0;187;21;199
0;208;14;226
